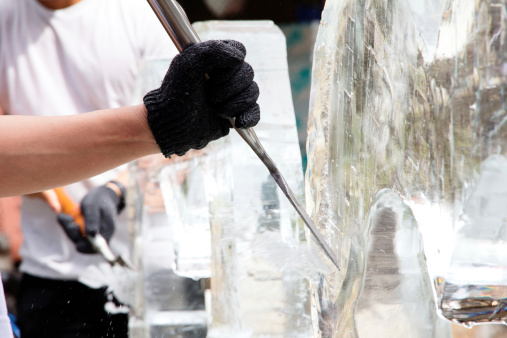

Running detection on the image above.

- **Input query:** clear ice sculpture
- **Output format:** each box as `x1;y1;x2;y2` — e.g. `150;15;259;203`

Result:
305;0;507;335
305;1;451;335
192;21;313;337
127;60;207;338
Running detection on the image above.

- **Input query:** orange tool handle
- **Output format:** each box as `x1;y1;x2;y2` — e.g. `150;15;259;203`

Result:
53;187;86;236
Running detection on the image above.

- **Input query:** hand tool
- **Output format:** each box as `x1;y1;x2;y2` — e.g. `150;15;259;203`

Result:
54;187;133;269
146;0;340;271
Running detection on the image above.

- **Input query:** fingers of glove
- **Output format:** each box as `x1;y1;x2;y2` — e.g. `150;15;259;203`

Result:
76;241;95;254
179;117;230;154
57;214;95;253
201;118;231;147
81;186;119;237
205;64;241;86
234;103;261;129
170;40;246;82
80;204;101;237
216;82;260;119
100;209;116;243
204;40;248;83
221;40;246;58
57;213;84;243
208;62;255;103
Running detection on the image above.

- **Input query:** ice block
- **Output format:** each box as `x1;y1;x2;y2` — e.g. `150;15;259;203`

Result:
193;20;313;337
304;0;476;335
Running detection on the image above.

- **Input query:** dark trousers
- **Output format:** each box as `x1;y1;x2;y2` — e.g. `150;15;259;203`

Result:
16;273;128;338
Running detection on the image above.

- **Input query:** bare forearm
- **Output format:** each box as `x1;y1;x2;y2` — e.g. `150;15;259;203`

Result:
0;104;159;197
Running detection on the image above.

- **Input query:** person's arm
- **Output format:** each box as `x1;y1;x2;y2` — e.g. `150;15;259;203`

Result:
0;40;260;198
0;104;158;197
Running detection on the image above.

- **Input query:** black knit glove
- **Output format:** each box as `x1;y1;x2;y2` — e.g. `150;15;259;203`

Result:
57;183;125;254
144;39;260;157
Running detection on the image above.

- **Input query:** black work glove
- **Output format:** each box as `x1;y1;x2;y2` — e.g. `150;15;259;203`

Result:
144;39;260;157
57;183;125;254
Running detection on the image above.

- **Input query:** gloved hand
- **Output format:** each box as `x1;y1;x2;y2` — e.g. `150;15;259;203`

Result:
57;183;125;254
144;39;260;157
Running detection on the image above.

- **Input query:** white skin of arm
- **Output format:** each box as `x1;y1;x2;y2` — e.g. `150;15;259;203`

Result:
0;104;160;197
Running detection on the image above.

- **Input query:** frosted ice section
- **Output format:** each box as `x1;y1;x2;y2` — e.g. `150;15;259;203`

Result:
128;59;206;338
304;0;507;335
193;21;312;337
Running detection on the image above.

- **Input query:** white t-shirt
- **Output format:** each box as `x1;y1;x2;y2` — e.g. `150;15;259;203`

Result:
0;0;177;280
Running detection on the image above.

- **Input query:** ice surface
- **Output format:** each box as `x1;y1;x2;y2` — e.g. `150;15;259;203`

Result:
193;21;313;337
406;0;445;62
305;0;507;335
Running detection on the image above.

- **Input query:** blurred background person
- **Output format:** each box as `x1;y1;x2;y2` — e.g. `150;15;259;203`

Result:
0;0;176;336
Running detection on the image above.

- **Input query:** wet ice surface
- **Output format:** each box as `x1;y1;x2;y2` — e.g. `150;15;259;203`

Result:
306;0;507;336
